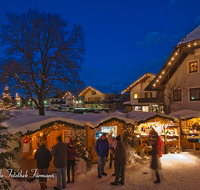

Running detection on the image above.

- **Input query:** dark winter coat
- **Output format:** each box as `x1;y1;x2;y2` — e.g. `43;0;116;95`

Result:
94;137;109;157
67;144;77;160
51;141;68;168
114;140;126;166
149;133;159;170
34;144;52;169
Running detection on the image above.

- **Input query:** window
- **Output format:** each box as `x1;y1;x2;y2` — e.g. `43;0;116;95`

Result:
156;91;163;98
91;90;96;95
88;98;93;102
135;106;142;111
189;60;198;73
173;90;182;101
190;88;200;101
145;92;152;98
133;93;138;99
142;106;148;112
95;97;100;101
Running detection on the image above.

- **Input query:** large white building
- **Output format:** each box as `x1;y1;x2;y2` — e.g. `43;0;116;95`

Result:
145;25;200;113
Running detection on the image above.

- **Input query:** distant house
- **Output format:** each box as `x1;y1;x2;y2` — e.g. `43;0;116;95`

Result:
145;25;200;113
122;72;164;113
78;86;129;112
48;93;66;105
48;91;77;107
62;92;77;107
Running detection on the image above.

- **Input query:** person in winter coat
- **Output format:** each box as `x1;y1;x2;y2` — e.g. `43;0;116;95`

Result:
51;136;68;190
67;138;77;183
94;133;109;178
111;135;126;186
149;128;160;183
34;141;52;190
109;137;116;169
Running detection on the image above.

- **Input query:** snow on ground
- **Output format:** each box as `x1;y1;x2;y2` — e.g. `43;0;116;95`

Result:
7;150;200;190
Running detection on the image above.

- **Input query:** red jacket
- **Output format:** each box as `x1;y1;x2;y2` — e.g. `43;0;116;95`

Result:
67;144;77;160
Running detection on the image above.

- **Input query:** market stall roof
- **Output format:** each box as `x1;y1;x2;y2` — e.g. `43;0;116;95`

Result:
127;111;177;124
2;110;135;135
169;109;200;120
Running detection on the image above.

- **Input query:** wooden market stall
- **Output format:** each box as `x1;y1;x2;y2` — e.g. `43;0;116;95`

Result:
3;111;135;178
170;109;200;153
86;118;134;162
127;111;180;155
20;121;82;177
3;113;87;180
71;112;135;162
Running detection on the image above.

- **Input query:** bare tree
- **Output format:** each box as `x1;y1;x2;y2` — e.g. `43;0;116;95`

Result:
157;73;193;114
0;9;85;115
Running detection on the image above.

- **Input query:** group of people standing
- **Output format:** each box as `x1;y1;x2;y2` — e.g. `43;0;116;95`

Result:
34;136;77;190
34;129;161;189
95;129;161;185
94;132;127;186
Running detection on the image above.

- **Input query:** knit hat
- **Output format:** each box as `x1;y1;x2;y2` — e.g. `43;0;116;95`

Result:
116;135;121;141
69;138;74;145
102;133;106;137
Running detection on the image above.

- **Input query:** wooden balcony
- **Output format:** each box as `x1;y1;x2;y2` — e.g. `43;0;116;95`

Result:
84;101;105;104
138;97;163;104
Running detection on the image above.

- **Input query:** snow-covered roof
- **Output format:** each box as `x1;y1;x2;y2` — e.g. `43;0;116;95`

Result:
169;109;200;119
127;111;176;123
177;25;200;46
2;110;135;135
2;109;179;135
123;101;131;105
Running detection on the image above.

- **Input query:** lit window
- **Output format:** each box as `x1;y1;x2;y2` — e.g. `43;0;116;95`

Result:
189;60;198;73
134;93;138;99
190;88;200;101
88;98;93;102
135;106;142;111
95;97;100;101
142;106;148;112
145;92;152;98
173;90;181;101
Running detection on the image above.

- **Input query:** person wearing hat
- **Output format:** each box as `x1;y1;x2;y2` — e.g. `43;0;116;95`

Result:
67;138;77;183
94;133;109;178
34;141;52;190
111;135;126;186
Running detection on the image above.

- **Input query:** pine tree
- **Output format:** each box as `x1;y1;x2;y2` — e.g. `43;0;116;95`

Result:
1;86;12;110
0;111;14;190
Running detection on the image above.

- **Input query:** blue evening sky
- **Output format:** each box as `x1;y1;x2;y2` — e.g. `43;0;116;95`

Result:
0;0;200;94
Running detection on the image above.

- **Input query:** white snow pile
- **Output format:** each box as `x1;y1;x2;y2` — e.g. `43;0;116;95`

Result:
169;109;200;119
75;158;87;174
126;147;143;164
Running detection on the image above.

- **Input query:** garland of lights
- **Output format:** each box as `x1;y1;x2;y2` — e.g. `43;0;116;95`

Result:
21;120;84;136
137;115;176;125
91;117;134;129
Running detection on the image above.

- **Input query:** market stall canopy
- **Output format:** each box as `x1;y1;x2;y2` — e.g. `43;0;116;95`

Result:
127;111;177;124
2;110;135;135
169;109;200;120
70;111;135;128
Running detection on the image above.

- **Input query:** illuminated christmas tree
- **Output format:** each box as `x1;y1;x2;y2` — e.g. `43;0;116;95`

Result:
1;85;12;110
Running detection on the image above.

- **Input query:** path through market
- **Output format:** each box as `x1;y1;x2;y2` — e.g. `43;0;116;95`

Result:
8;150;200;190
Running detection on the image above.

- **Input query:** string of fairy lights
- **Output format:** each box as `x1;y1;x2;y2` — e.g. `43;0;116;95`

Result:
121;73;156;94
153;41;199;87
